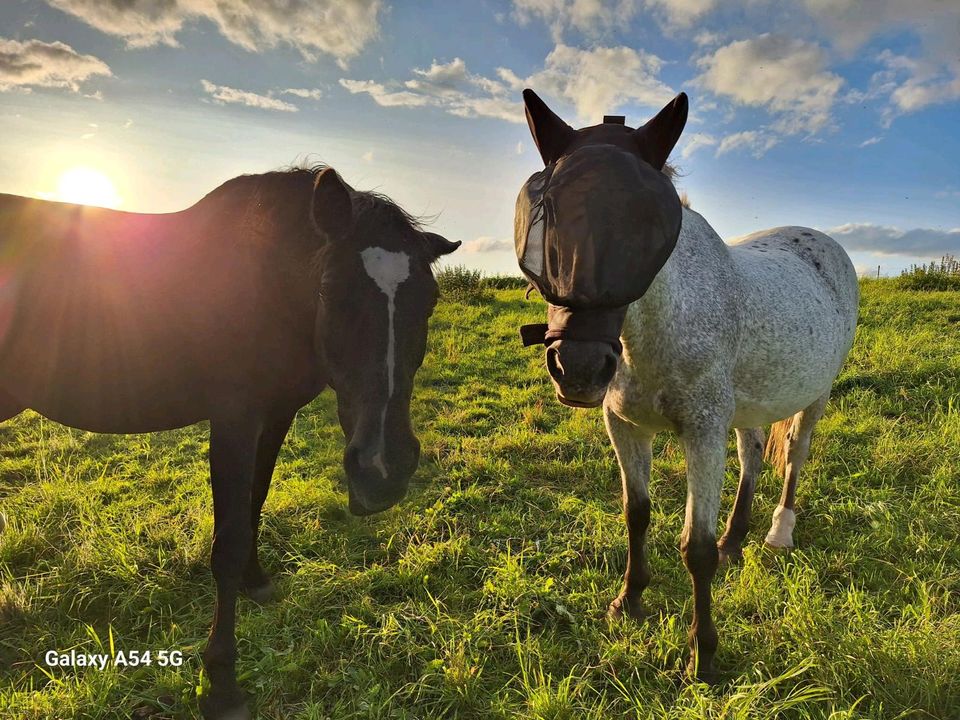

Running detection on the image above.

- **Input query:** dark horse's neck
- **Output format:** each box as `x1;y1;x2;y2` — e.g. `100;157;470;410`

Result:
0;178;325;433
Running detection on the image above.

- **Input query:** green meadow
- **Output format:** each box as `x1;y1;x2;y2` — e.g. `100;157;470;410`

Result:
2;279;959;719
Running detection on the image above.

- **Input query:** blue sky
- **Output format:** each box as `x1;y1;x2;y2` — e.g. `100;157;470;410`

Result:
0;0;957;275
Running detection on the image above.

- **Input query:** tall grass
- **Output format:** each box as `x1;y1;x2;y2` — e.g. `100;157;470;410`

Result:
2;278;960;718
483;275;529;291
898;254;960;291
436;265;490;303
436;267;528;302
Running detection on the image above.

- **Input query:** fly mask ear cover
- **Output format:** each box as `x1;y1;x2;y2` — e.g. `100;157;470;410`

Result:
516;144;682;352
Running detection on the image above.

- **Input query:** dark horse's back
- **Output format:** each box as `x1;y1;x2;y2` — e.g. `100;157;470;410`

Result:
0;192;321;433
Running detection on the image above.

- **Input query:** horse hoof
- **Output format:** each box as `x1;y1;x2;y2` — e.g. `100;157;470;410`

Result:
685;657;720;685
607;594;648;621
717;545;743;566
199;695;251;720
242;579;276;605
763;541;793;554
216;706;251;720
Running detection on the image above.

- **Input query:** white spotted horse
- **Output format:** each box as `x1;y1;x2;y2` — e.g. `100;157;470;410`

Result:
0;165;459;718
516;89;858;680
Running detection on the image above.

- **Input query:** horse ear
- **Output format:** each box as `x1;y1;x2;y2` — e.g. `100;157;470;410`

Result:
311;168;353;241
423;231;461;259
523;88;576;166
634;92;688;170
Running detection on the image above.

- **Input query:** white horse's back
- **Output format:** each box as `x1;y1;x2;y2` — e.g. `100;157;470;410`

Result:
728;226;858;427
608;210;858;432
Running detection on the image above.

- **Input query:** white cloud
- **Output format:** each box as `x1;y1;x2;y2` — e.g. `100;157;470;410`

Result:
339;78;434;109
465;236;513;253
340;45;674;126
511;0;639;41
645;0;715;28
341;58;523;122
200;79;298;112
843;67;898;107
45;0;381;64
695;34;843;136
828;223;960;257
858;136;882;148
406;57;468;92
47;0;182;47
282;88;323;100
525;44;674;123
802;0;960;54
692;29;722;47
803;0;960;120
0;37;111;92
716;130;779;158
875;50;960;121
515;140;523;154
362;149;374;162
448;95;520;123
510;0;715;37
679;132;716;159
496;67;525;92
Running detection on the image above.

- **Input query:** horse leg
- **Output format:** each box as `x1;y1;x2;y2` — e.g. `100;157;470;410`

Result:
604;407;654;620
200;413;262;720
717;427;764;563
241;413;295;604
765;393;829;549
680;417;730;683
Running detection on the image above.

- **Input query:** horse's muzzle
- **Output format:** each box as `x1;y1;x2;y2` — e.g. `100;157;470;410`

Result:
546;339;619;408
343;437;420;516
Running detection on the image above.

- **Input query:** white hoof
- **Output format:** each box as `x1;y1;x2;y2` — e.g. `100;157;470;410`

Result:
764;506;796;549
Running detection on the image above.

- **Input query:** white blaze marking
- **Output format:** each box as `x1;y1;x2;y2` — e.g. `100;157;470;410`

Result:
764;505;796;548
360;247;411;478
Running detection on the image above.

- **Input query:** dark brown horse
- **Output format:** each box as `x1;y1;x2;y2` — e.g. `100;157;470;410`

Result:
0;165;459;719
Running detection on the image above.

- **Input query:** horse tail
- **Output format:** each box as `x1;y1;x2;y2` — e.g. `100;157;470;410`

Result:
764;416;793;477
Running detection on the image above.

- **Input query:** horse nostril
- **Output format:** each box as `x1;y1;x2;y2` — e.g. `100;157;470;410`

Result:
344;445;362;473
598;352;618;385
546;347;564;381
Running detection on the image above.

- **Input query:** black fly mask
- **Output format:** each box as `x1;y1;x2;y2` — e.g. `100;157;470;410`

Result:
515;91;688;357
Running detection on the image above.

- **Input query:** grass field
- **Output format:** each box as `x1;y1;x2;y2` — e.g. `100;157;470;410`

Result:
2;279;959;719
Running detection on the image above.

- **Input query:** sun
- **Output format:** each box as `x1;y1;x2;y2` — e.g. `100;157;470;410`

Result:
55;166;122;209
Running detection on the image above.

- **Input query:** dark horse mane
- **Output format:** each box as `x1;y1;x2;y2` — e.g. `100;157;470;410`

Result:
198;163;435;260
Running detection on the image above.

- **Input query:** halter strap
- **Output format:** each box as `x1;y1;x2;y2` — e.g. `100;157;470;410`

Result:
520;304;628;355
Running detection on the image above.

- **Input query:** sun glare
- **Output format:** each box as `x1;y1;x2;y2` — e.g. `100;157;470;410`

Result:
55;166;122;209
